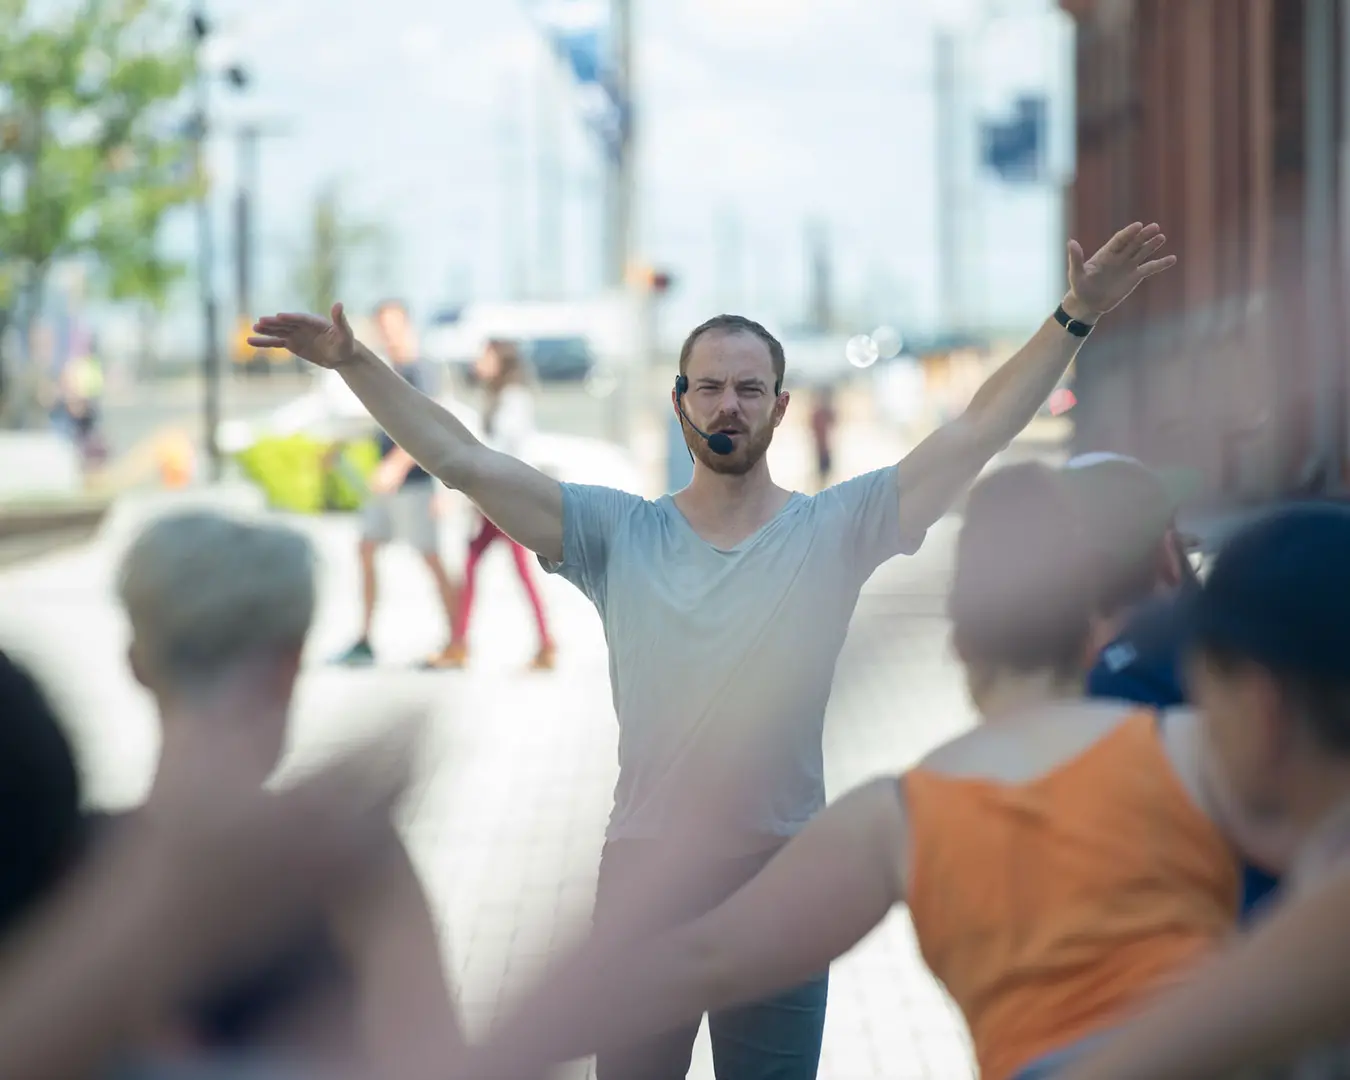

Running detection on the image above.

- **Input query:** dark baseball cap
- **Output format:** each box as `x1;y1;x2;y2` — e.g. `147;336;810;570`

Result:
1182;502;1350;681
1061;453;1203;568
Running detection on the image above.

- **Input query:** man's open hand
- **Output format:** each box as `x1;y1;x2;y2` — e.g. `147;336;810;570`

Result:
250;302;359;370
1066;222;1177;319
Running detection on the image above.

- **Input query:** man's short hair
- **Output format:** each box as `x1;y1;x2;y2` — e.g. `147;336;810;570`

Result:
1185;503;1350;754
117;510;317;686
678;315;786;394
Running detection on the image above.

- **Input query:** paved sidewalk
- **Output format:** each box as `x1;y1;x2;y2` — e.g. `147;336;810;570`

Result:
0;466;976;1079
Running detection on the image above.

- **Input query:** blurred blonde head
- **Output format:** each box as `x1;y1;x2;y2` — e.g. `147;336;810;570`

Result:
117;510;317;699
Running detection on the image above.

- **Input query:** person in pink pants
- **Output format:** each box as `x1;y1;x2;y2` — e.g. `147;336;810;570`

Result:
431;340;555;671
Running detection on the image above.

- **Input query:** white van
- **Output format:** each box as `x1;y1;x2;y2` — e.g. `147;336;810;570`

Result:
423;298;633;384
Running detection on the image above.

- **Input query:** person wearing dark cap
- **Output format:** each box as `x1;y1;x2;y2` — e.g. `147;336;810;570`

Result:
1058;502;1350;1080
1061;452;1200;702
1062;452;1282;919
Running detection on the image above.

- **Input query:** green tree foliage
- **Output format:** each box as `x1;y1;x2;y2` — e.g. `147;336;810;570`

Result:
0;0;196;418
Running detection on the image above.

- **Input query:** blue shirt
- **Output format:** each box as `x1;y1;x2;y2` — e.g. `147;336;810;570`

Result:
539;466;922;843
1086;593;1281;921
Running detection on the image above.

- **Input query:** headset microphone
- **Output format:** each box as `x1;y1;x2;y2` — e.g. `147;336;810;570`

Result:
674;375;735;456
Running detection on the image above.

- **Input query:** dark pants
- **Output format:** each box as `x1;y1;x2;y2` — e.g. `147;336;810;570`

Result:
593;840;829;1080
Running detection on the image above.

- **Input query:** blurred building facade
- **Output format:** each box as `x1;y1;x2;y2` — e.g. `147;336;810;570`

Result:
1062;0;1350;502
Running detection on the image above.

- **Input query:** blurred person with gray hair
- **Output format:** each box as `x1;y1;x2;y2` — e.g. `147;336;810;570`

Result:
102;509;459;1076
0;666;420;1080
253;221;1174;1080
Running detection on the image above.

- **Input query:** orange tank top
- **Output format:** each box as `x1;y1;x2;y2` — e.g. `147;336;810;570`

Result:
904;711;1238;1080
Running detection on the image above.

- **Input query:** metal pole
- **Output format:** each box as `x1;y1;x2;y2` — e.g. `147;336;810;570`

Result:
234;125;258;325
605;0;636;448
500;72;528;301
934;28;962;336
607;0;634;289
535;45;565;298
192;7;222;483
805;217;832;333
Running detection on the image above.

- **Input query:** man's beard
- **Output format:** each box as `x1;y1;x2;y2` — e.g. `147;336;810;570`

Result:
685;418;775;476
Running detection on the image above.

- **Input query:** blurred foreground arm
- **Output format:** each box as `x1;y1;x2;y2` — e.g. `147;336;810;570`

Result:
459;779;908;1078
1060;866;1350;1080
895;223;1176;532
331;832;464;1077
0;726;413;1080
251;305;564;562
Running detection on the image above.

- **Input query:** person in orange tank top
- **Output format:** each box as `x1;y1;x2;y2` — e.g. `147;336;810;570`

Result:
445;462;1287;1080
1047;503;1350;1079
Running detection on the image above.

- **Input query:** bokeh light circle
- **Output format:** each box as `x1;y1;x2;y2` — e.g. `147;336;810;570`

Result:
585;368;619;399
845;334;880;369
872;325;903;360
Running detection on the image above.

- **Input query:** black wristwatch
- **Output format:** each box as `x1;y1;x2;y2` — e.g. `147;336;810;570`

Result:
1053;303;1095;338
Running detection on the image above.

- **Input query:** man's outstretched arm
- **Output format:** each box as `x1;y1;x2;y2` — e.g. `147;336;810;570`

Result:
251;305;564;562
894;222;1176;533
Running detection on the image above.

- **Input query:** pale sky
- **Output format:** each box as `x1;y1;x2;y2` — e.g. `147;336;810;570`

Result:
137;0;1072;352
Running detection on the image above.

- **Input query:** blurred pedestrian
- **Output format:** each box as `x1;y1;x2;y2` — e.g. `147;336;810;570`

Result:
59;339;106;471
431;339;555;671
808;384;837;490
332;299;463;668
1059;503;1350;1080
251;219;1176;1080
108;509;460;1074
448;462;1270;1080
1064;451;1282;920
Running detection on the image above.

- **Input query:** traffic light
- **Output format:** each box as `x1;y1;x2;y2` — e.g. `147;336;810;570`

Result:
981;95;1047;184
628;264;675;295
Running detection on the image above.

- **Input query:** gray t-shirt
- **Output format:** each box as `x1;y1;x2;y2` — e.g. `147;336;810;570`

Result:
541;465;920;843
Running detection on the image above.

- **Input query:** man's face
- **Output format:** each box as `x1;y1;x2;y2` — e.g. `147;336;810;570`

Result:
675;331;786;476
375;305;414;363
1190;650;1297;822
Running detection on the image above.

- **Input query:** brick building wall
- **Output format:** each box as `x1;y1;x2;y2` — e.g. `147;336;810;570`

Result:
1061;0;1348;501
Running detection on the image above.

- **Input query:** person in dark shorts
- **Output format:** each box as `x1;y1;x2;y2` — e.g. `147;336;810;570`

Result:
333;299;464;668
1063;451;1281;919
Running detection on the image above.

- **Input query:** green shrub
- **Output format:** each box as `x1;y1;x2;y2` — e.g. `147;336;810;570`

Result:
324;439;381;510
234;435;381;514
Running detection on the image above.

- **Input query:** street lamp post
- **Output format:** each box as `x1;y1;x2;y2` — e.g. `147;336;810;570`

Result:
188;6;249;483
232;120;290;337
606;0;634;291
189;9;223;483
